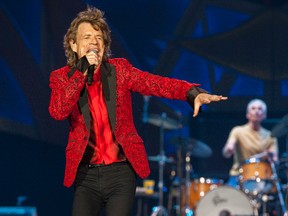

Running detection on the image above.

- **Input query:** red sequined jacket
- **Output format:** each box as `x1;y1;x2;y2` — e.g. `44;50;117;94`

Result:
49;58;200;187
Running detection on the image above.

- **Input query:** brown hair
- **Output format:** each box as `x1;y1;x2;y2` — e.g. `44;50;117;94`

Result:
63;6;111;67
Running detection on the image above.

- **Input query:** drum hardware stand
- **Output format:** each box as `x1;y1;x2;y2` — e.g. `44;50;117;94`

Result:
181;152;193;216
167;178;180;216
151;113;168;216
168;150;193;216
167;143;183;216
176;146;182;216
271;113;288;216
268;154;286;215
172;140;194;216
261;194;275;216
250;198;259;216
174;111;185;216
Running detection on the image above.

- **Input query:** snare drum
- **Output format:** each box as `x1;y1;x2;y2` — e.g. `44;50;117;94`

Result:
196;186;254;216
188;177;223;209
239;158;273;195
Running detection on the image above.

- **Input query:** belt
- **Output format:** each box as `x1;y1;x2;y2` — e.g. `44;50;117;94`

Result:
81;161;128;169
87;163;105;168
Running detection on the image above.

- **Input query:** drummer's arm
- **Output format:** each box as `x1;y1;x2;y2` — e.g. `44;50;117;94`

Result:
265;136;279;162
269;137;279;162
265;150;278;163
222;137;236;158
271;152;278;162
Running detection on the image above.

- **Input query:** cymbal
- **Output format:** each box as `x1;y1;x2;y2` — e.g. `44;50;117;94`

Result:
170;136;212;158
271;114;288;138
148;155;175;164
147;113;181;130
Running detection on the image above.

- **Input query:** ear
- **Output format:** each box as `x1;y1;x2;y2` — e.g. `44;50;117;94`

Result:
69;39;77;52
246;112;249;120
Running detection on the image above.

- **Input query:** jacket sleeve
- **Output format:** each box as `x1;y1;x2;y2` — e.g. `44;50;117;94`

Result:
186;86;209;109
48;67;86;120
112;58;207;104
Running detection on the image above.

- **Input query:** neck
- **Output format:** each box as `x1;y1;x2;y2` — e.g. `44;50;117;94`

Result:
248;121;261;131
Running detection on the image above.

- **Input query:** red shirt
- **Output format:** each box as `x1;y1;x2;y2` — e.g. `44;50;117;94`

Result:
82;68;125;165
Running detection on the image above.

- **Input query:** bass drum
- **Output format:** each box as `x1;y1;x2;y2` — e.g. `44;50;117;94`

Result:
195;186;254;216
189;177;223;209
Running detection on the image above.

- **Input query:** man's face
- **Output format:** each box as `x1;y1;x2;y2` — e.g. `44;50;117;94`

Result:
70;22;105;60
246;101;266;123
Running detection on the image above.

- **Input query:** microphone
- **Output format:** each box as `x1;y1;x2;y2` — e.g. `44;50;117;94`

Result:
86;49;99;86
87;64;95;86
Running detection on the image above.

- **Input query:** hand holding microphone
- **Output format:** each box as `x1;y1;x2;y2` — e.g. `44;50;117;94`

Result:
86;49;99;86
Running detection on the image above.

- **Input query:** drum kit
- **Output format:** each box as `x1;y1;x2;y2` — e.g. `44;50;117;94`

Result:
143;107;288;216
144;110;217;216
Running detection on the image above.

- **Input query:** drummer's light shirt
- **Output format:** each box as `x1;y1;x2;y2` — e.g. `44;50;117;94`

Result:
227;123;278;176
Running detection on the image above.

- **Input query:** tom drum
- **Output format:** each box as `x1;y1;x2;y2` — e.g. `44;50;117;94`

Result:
239;158;273;195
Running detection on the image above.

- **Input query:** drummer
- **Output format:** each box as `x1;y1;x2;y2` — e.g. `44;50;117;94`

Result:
222;98;278;188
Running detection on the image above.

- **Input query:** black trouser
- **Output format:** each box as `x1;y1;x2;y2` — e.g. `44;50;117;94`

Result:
72;162;136;216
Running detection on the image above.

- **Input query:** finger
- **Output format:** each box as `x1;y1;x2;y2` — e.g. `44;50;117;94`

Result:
193;102;200;117
211;95;227;101
216;95;228;100
209;95;218;101
87;56;98;66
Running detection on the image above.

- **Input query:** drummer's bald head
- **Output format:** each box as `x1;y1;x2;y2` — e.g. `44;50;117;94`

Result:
246;99;267;114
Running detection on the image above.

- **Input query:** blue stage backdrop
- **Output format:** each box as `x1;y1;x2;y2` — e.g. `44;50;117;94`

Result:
0;1;287;215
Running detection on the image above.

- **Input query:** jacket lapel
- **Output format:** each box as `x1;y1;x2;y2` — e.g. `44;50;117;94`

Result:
78;88;90;132
101;62;116;131
74;62;116;132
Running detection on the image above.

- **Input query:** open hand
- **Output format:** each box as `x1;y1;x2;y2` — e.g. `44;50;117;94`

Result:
193;93;228;117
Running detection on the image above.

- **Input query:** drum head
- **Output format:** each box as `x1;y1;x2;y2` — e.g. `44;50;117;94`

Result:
241;179;274;195
195;186;253;216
